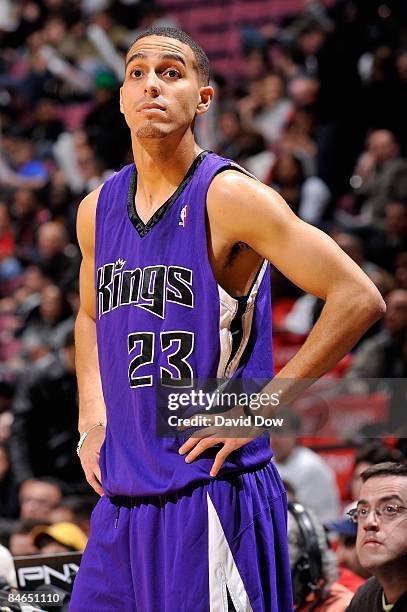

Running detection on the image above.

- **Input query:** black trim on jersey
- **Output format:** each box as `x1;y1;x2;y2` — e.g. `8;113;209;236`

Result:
127;150;211;238
225;260;265;372
228;295;248;368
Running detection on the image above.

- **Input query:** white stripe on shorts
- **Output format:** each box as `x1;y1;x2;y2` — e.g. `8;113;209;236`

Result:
207;492;253;612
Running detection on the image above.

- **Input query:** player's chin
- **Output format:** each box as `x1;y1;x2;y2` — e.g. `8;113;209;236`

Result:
135;124;169;139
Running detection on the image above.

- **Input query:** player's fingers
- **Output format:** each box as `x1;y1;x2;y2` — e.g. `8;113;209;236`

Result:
184;437;222;463
178;428;216;454
94;460;102;487
81;457;104;496
86;471;104;496
210;447;230;477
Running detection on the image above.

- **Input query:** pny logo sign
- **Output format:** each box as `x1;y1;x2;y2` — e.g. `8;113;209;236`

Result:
18;563;79;587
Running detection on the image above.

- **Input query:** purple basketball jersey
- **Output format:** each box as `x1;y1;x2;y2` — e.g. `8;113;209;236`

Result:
95;151;274;497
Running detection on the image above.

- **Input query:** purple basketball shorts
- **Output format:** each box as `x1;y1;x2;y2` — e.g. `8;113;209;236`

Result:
69;461;293;611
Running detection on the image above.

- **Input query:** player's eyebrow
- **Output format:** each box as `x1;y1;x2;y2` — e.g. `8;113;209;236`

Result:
125;51;186;69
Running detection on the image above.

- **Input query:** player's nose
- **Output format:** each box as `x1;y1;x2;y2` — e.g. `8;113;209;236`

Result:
144;69;161;96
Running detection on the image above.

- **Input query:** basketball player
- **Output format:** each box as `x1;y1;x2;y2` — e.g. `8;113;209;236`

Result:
70;27;385;611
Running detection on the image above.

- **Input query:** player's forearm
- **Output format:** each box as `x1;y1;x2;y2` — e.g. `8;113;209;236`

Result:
75;307;106;435
278;285;385;380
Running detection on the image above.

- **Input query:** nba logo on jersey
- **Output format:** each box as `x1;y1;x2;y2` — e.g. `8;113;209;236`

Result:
179;204;188;227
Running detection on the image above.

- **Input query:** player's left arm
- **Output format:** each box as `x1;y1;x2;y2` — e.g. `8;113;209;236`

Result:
207;170;386;379
179;171;386;475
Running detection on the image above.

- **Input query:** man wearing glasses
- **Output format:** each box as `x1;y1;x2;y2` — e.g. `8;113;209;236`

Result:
346;462;407;611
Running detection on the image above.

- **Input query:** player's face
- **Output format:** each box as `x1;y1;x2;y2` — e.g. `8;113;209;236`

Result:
121;36;211;139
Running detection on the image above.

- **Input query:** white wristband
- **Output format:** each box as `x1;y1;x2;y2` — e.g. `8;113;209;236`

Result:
77;422;106;457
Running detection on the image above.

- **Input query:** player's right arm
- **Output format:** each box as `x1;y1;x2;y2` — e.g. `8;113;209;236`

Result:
75;185;105;496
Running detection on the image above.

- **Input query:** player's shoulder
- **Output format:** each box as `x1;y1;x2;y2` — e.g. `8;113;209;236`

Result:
209;166;256;193
207;164;281;221
208;164;277;202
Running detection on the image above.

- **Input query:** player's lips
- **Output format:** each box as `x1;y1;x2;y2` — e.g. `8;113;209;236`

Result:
139;102;166;112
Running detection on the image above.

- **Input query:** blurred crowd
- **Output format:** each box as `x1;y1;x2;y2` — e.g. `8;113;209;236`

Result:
0;0;406;607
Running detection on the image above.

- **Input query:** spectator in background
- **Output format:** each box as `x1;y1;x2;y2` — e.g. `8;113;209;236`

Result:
239;73;292;145
35;222;81;292
271;410;340;522
30;522;87;554
280;108;317;177
84;71;130;170
76;147;108;194
11;265;49;320
367;201;407;273
287;76;319;134
288;501;353;610
234;131;274;182
8;519;42;556
346;463;407;611
19;283;73;352
9;138;49;189
18;333;50;370
10;330;82;487
348;441;403;503
217;108;245;160
48;503;75;525
49;495;97;536
268;151;306;213
348;130;407;228
30;98;65;157
267;150;331;223
18;478;62;521
345;289;407;380
44;171;75;232
11;189;44;265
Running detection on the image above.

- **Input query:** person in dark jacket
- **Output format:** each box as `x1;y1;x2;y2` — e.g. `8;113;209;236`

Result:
9;330;83;489
346;462;407;611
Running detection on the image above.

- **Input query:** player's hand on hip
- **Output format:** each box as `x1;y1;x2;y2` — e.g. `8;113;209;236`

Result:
178;406;260;478
78;426;105;496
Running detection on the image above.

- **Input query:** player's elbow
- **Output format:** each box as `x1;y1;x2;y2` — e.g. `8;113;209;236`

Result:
355;286;386;325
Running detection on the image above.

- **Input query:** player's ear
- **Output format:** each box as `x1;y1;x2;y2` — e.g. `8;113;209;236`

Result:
119;87;124;114
196;85;214;116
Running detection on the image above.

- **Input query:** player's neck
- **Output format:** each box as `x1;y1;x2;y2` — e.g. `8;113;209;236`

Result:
132;133;202;209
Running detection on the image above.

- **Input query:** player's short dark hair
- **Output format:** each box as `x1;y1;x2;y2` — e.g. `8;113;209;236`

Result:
127;27;210;85
361;461;407;483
